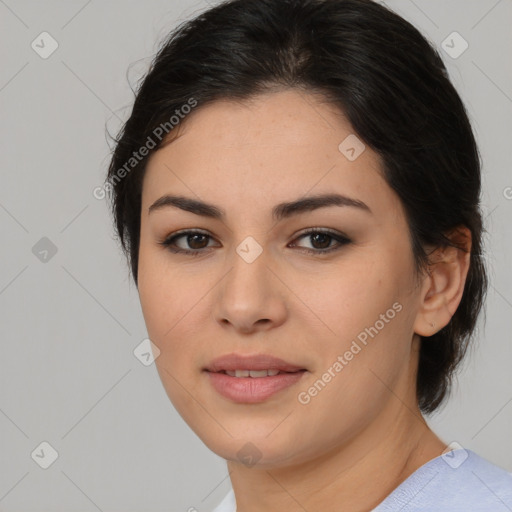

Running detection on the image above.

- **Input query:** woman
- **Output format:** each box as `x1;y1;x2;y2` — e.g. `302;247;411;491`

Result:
106;0;512;510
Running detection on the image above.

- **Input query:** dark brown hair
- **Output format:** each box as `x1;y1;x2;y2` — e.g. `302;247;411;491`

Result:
106;0;488;414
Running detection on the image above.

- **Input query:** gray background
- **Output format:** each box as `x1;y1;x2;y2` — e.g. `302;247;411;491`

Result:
0;0;511;510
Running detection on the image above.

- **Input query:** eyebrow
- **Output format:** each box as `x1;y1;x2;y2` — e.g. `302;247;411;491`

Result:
148;193;372;221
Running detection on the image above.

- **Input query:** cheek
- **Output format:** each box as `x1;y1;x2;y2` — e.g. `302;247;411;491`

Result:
137;244;183;346
137;246;212;370
138;260;204;411
303;248;414;383
302;259;398;339
298;296;411;432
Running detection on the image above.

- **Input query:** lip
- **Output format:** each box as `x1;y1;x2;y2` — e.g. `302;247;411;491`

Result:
203;353;306;373
205;370;307;403
203;353;307;403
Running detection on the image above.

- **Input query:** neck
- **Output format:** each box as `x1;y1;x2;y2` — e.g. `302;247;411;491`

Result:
227;385;446;512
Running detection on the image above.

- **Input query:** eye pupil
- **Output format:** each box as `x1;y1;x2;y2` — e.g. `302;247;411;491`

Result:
188;234;208;249
311;233;331;249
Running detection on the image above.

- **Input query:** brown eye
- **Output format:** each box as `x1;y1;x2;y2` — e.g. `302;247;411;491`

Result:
308;232;332;249
159;230;217;256
290;228;351;255
185;233;209;250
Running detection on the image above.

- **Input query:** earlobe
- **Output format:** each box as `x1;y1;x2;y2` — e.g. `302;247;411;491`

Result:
413;227;472;337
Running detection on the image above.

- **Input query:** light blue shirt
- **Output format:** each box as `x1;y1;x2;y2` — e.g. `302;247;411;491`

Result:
212;449;512;511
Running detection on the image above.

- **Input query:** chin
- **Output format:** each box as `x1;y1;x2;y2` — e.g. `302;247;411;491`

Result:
200;429;307;469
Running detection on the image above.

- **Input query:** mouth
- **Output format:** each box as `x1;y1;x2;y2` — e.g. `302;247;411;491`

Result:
210;369;306;377
203;352;307;374
203;353;308;403
204;369;307;403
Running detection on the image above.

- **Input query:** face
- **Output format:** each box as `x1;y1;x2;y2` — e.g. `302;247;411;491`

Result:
138;89;424;469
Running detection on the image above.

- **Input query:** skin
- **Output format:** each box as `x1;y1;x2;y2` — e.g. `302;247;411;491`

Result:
137;89;471;512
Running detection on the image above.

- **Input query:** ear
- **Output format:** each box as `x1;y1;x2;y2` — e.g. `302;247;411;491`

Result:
413;226;472;337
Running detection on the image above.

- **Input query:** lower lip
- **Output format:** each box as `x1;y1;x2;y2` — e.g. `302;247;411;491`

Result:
205;370;307;403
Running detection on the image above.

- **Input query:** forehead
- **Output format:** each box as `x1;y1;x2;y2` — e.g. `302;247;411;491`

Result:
141;90;399;221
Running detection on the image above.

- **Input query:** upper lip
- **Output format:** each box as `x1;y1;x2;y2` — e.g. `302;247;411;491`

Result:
204;353;306;373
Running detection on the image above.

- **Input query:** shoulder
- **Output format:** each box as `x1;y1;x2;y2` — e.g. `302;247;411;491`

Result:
212;488;236;512
374;449;512;511
211;451;512;512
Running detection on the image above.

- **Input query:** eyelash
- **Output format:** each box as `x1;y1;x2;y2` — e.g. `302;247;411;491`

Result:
158;228;351;257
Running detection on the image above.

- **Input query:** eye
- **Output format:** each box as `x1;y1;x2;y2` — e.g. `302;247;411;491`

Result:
159;229;217;256
289;227;351;255
158;228;351;256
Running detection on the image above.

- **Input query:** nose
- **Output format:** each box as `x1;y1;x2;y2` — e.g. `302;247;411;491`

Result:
212;245;288;335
